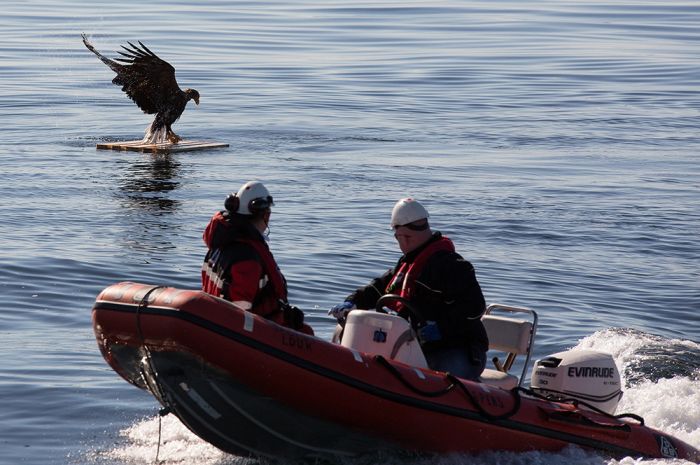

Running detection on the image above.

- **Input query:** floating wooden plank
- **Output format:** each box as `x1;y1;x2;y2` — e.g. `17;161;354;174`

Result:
96;140;229;153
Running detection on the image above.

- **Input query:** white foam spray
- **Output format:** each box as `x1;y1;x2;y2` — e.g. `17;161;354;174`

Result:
576;329;700;452
142;123;168;144
103;414;236;465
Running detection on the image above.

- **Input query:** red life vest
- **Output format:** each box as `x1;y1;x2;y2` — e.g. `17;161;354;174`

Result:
385;236;455;316
234;237;287;314
202;236;286;312
241;238;314;335
242;238;287;300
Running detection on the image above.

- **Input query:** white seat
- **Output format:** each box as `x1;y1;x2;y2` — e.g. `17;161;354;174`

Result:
478;305;537;389
479;369;519;390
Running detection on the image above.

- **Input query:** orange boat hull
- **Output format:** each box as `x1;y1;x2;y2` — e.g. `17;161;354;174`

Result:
92;282;700;461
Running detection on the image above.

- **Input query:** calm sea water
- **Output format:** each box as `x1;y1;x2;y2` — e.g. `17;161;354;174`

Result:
1;1;698;464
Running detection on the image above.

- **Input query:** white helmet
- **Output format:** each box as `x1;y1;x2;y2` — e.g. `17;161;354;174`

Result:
390;197;429;228
225;181;274;215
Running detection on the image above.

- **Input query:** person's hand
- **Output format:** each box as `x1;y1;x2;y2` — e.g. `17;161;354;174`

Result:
417;321;442;343
282;304;305;330
328;301;354;320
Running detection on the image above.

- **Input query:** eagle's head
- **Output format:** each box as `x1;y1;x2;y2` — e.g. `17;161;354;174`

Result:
185;89;200;105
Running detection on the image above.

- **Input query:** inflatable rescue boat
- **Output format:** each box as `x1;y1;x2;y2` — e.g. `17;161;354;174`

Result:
91;282;700;461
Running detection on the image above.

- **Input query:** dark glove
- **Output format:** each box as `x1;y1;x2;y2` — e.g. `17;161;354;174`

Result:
417;320;442;344
282;304;305;330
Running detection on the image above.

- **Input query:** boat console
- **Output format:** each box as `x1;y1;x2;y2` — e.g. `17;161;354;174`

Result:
340;309;428;368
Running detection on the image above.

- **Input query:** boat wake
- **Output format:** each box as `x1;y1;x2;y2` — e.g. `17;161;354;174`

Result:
100;329;700;465
576;328;700;453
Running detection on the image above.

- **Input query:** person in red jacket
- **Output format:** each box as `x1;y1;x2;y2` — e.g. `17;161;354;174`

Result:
202;181;312;334
329;198;487;380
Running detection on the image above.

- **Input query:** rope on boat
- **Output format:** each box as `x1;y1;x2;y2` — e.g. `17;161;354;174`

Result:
374;355;522;420
134;285;171;464
613;412;645;425
446;373;523;421
375;355;645;427
375;355;457;397
155;407;171;464
517;386;645;426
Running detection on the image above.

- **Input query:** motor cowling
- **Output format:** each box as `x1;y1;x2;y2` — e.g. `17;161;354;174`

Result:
530;349;623;414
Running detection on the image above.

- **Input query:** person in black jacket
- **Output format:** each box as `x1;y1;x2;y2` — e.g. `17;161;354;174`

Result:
329;198;488;380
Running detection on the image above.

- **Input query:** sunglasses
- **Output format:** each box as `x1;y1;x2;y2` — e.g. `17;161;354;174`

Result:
249;195;274;212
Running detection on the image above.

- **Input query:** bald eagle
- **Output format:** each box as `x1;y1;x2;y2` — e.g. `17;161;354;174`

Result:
82;34;199;144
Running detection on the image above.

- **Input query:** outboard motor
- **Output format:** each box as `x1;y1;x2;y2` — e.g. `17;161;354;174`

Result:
530;349;623;414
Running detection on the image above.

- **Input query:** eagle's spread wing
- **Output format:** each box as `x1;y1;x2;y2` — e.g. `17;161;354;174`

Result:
82;35;181;115
111;41;181;115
